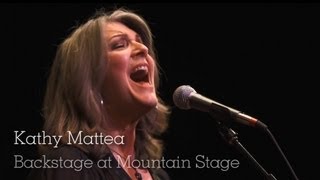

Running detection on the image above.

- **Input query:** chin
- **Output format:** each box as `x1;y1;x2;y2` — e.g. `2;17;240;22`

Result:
138;94;158;109
128;76;158;108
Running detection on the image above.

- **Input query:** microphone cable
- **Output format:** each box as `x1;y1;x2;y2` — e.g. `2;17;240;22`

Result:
264;128;299;180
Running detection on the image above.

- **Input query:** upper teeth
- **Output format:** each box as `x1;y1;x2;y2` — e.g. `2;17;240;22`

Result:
134;65;148;72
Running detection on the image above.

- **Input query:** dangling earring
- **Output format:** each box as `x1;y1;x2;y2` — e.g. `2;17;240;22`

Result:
99;94;104;105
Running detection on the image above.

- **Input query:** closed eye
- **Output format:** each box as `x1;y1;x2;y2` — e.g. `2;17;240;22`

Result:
111;38;129;50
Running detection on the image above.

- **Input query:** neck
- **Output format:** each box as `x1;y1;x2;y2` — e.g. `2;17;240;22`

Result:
103;102;148;129
108;126;136;157
107;126;144;180
103;119;138;158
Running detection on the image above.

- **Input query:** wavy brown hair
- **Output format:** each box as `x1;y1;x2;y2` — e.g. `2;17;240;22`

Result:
41;8;170;161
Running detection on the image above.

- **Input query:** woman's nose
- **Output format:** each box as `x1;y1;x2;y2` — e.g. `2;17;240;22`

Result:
131;41;148;58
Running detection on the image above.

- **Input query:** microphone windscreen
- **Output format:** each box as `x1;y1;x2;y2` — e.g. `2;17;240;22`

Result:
173;85;196;110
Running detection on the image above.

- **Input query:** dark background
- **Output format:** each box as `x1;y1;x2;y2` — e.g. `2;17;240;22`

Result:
5;3;319;180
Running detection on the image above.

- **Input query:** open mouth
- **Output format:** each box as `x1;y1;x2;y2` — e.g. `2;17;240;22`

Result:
130;65;150;84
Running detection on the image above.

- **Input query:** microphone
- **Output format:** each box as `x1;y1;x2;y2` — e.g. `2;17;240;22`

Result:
173;85;267;129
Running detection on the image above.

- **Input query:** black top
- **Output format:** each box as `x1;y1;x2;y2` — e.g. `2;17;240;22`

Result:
27;146;170;180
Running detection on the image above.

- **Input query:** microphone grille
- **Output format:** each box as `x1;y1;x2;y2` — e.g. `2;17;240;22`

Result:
173;85;196;110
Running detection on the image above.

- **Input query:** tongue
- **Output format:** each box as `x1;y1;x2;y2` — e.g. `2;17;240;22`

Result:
130;69;148;82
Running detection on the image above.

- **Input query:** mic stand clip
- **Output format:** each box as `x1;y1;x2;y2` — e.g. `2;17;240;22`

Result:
215;120;277;180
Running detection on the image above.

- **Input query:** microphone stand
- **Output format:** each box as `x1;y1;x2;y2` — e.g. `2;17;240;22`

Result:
215;120;277;180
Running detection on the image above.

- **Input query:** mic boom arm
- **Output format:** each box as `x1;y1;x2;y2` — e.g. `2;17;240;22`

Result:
189;93;267;129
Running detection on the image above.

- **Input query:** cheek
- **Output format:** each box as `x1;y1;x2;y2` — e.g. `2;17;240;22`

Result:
105;53;130;80
106;54;129;71
103;55;129;88
148;56;156;75
103;61;129;102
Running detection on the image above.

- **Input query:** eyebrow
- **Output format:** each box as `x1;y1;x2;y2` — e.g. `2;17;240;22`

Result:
108;33;126;41
108;32;142;42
